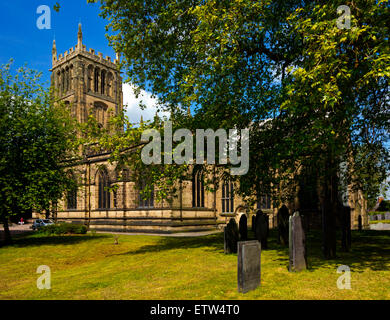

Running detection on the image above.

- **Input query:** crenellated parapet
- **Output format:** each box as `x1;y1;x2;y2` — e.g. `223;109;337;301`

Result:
53;45;120;69
50;22;123;131
52;23;120;69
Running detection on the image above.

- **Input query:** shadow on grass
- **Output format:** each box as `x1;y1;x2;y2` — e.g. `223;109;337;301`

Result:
0;232;110;248
111;228;390;272
108;233;226;257
304;230;390;272
273;229;390;272
2;225;389;272
110;229;284;257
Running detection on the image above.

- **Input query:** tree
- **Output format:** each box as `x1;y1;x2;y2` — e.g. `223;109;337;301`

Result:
90;0;389;258
0;62;79;245
88;0;306;199
282;1;389;257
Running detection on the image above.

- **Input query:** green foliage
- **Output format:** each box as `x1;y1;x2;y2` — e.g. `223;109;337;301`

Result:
89;0;389;207
53;2;61;13
87;0;305;204
79;104;190;204
283;0;389;202
377;200;390;212
37;223;88;235
0;62;80;224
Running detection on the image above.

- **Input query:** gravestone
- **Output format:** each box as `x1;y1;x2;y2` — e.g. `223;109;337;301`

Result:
289;211;307;272
340;206;351;252
277;205;290;246
237;240;261;293
358;215;362;231
254;210;269;249
370;214;377;221
239;215;248;241
377;214;383;221
224;218;239;254
385;213;390;220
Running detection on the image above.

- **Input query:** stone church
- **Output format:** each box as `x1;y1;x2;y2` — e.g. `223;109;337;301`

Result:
33;25;367;233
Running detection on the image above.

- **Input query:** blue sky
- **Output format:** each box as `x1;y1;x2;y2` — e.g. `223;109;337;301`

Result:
0;0;115;84
1;0;388;199
0;0;164;122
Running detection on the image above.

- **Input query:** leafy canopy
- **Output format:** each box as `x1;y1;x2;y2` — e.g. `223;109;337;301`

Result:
0;62;80;219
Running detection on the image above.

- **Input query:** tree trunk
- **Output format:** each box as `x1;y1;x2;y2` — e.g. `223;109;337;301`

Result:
53;202;58;223
321;154;337;259
1;217;13;245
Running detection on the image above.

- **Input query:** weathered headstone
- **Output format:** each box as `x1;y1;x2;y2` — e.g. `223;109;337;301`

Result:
358;215;362;231
289;211;307;272
340;206;351;252
238;240;261;293
254;210;269;249
239;215;248;241
224;218;239;254
370;214;377;221
385;212;390;220
377;214;383;221
277;205;290;246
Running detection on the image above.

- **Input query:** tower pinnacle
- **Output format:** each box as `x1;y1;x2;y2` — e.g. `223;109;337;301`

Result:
77;23;83;50
52;39;57;64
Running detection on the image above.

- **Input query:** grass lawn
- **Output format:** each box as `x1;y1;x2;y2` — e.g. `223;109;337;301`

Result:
0;228;389;300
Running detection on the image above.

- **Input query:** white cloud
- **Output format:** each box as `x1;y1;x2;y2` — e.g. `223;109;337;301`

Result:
122;83;169;123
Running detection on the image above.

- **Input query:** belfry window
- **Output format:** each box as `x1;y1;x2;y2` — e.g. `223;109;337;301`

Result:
101;70;105;95
107;72;113;97
94;68;100;93
87;65;93;91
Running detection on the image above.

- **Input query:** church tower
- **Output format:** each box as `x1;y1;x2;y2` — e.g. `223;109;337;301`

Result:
50;23;123;129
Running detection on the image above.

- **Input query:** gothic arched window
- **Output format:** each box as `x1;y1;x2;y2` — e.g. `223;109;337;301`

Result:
101;70;106;95
87;65;93;91
66;173;77;210
107;72;113;97
93;101;107;128
69;65;73;91
94;68;100;93
221;181;234;213
257;194;271;210
98;170;110;209
192;170;205;208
